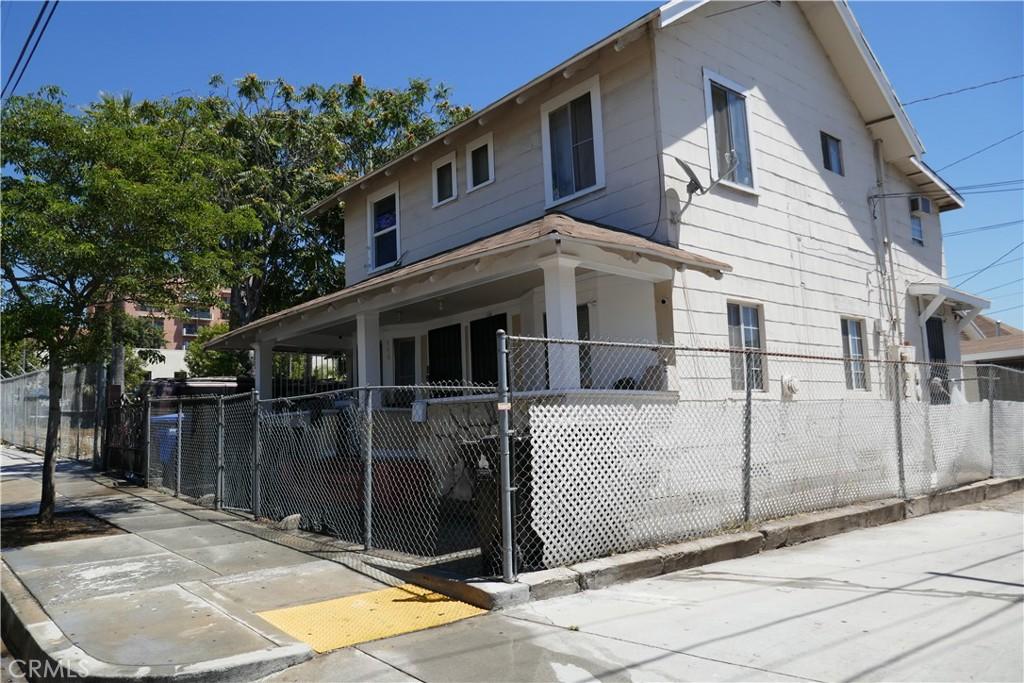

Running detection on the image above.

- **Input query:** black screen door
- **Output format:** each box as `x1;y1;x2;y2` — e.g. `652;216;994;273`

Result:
427;324;463;384
470;313;507;385
926;317;946;362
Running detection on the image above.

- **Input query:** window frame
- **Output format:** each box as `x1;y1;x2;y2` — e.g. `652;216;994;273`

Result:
366;183;401;272
465;132;494;193
702;68;759;195
840;317;870;391
726;300;767;392
539;75;606;208
910;213;924;246
820;131;844;176
431;152;458;208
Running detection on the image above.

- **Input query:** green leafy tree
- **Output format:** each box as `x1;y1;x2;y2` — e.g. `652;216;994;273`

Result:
203;74;473;325
1;87;258;522
184;322;250;377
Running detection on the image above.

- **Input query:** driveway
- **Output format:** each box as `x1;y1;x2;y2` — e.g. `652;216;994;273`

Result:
268;490;1024;682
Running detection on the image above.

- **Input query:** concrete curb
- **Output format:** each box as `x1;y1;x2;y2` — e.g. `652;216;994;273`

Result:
504;476;1023;606
1;561;313;683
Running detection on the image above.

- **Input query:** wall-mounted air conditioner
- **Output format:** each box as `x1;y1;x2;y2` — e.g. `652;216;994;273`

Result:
909;196;932;216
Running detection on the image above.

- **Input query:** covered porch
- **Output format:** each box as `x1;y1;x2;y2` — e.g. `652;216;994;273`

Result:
207;213;731;400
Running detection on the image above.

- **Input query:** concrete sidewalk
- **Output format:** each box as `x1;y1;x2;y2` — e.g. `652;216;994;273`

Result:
268;490;1024;682
0;447;402;680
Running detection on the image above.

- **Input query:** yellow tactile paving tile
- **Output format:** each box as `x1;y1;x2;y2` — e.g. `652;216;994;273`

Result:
256;583;486;652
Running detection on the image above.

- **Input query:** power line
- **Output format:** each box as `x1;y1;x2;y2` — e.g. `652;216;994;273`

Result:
976;277;1023;294
902;74;1024;106
937;130;1024;172
0;1;49;99
985;304;1024;316
945;220;1023;237
6;1;59;100
949;257;1023;280
954;241;1024;288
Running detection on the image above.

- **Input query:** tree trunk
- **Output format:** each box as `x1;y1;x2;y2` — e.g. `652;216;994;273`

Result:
39;355;64;525
230;277;262;327
110;299;126;388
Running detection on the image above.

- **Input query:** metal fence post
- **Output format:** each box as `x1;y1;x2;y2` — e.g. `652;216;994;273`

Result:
894;361;907;500
742;351;753;523
216;396;225;510
496;329;515;583
141;397;152;487
362;388;374;550
251;390;262;519
175;398;182;497
988;371;997;477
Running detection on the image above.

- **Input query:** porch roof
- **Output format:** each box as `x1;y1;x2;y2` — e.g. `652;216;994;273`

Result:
207;212;731;351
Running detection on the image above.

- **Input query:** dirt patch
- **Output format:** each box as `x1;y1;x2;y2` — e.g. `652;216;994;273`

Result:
1;512;124;549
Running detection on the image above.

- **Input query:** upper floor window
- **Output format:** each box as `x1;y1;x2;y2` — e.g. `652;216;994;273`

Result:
466;133;494;192
909;196;931;245
182;323;200;337
704;69;755;190
911;215;924;245
840;318;869;390
432;152;457;207
727;302;766;391
368;184;400;270
540;76;605;207
820;132;844;176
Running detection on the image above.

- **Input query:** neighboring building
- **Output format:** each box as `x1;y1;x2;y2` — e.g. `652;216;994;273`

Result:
960;314;1024;400
128;292;230;378
208;0;987;399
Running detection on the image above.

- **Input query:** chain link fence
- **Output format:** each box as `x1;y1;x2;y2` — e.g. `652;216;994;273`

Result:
503;335;1023;571
1;365;100;460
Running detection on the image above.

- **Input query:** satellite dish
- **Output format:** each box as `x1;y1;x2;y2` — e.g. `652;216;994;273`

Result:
674;152;740;197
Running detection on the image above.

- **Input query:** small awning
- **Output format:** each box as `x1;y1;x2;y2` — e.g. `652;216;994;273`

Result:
207;212;731;351
908;282;989;331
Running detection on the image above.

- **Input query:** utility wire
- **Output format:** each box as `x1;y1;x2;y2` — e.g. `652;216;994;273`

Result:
944;220;1023;237
976;277;1023;295
902;74;1024;106
6;0;59;99
949;257;1022;280
1;0;49;99
954;241;1024;288
985;304;1024;316
937;130;1024;172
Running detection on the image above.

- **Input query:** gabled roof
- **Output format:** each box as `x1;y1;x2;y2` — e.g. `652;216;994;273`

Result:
307;0;962;217
206;213;731;350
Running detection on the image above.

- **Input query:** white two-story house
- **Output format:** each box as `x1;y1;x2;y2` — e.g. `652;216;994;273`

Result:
208;0;987;400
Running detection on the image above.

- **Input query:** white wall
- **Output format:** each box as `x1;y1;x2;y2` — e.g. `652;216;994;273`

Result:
652;1;950;375
141;349;187;379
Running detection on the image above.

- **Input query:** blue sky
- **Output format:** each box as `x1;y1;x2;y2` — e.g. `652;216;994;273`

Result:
3;1;1022;328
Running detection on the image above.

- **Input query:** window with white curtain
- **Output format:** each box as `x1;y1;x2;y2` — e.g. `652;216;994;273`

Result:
704;70;755;190
841;318;869;390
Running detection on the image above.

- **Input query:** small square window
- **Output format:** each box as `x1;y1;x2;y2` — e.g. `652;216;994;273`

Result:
432;153;457;207
466;133;494;192
821;132;844;175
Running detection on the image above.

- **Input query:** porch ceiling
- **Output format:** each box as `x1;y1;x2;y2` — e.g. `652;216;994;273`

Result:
206;212;731;351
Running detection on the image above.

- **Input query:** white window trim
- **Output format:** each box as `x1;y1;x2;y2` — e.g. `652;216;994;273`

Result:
840;316;871;391
366;182;400;273
465;132;495;193
540;75;606;209
726;299;768;392
431;152;458;208
910;214;924;246
702;68;759;196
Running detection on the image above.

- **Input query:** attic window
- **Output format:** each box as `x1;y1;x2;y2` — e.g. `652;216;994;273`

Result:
368;184;399;270
821;132;844;175
432;152;457;207
466;133;494;192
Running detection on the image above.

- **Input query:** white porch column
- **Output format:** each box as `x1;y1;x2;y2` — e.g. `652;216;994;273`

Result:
539;255;581;390
356;311;381;388
251;340;274;400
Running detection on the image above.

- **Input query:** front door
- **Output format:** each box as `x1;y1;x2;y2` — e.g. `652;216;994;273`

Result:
470;313;507;386
427;324;463;385
925;316;949;403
